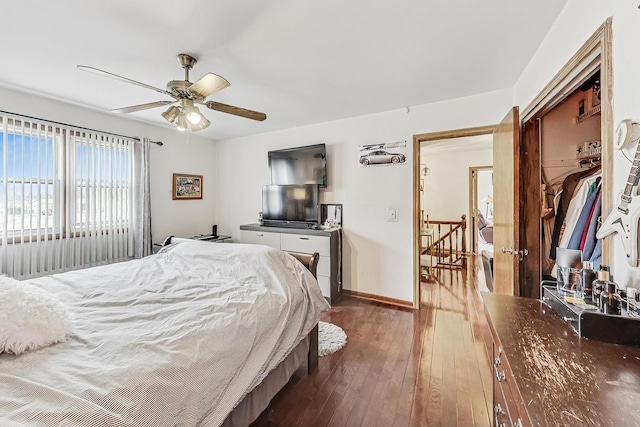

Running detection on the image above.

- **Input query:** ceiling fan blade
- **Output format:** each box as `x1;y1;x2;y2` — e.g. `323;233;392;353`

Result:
77;65;172;96
111;101;174;114
204;101;267;121
188;73;230;98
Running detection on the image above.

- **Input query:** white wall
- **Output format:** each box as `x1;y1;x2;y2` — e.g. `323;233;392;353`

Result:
216;89;512;302
421;146;493;222
477;169;494;220
0;86;218;241
514;0;640;288
420;145;493;250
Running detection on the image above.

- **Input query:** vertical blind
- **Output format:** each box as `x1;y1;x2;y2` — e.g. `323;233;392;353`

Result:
0;113;136;279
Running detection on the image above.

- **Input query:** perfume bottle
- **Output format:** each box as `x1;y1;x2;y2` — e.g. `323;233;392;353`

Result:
601;281;622;316
592;267;610;312
581;261;595;300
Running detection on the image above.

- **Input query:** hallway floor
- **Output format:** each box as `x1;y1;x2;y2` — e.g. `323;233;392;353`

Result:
252;259;493;426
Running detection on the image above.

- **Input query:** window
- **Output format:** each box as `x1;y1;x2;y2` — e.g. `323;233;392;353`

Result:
0;114;136;278
0;131;55;234
72;133;132;232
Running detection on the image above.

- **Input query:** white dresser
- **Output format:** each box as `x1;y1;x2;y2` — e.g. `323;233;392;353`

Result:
239;224;342;304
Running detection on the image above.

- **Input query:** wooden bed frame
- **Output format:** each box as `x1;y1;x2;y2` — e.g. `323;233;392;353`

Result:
285;250;320;373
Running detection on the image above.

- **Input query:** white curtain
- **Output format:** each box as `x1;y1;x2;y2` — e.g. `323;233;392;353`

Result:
132;138;152;258
0;113;136;279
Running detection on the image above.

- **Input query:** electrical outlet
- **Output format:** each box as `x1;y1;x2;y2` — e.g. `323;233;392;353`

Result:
387;208;398;222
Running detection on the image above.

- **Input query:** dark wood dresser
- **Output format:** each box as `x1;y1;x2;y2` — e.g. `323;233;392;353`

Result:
483;292;640;427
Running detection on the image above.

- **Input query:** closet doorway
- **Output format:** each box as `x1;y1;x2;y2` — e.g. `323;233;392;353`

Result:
515;18;613;299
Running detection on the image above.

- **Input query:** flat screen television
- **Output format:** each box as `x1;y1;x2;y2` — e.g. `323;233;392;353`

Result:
262;184;319;227
268;143;327;188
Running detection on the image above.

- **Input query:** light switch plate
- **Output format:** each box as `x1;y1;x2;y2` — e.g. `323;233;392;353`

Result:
387;208;398;222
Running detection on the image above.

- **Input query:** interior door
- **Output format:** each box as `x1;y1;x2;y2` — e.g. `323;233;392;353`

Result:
520;119;541;298
492;107;520;295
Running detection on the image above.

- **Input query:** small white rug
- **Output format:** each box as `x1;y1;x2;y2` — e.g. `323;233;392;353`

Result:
318;321;347;356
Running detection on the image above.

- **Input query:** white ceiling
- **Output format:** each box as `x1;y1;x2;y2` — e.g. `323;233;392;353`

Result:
0;0;567;140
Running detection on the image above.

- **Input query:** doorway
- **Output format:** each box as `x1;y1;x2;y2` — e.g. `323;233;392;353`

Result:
513;19;613;298
470;166;494;256
413;127;495;307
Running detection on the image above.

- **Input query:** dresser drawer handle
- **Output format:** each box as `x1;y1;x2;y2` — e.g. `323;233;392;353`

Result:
299;237;310;240
256;233;264;237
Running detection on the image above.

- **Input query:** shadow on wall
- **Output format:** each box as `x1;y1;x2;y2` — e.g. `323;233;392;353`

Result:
324;141;344;193
342;230;382;295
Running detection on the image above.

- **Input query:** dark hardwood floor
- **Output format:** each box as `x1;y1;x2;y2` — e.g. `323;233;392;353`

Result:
252;258;493;426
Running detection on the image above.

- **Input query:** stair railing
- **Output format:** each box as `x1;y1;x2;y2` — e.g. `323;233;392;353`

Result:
421;214;467;269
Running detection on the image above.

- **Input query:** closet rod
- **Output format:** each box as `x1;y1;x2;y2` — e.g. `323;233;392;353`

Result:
579;157;601;168
0;109;162;146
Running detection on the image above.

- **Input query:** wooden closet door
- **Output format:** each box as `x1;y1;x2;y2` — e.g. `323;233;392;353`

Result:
493;107;521;296
520;119;541;298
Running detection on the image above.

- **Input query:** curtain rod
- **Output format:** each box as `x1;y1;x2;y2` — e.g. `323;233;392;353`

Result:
0;109;163;146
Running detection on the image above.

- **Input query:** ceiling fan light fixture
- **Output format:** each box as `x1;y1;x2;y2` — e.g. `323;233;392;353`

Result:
186;106;203;125
190;115;211;132
180;98;202;125
161;105;180;123
175;113;187;131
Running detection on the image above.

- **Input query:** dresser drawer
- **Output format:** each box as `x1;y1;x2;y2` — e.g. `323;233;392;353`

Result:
494;381;509;427
493;344;525;427
240;230;281;249
280;233;330;257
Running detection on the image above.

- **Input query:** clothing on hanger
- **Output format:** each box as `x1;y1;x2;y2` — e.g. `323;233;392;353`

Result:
566;181;601;250
580;192;601;259
548;167;600;260
558;174;601;250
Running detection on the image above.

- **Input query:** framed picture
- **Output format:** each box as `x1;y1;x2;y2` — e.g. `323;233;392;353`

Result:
172;173;203;200
321;203;343;228
358;141;407;168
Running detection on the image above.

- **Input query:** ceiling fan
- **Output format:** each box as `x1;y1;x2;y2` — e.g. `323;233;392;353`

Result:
78;54;267;132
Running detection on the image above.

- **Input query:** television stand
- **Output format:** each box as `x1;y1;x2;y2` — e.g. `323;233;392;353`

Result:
240;223;342;305
263;221;318;230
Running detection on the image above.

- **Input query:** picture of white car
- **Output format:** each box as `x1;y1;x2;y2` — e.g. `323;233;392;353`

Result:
359;150;406;165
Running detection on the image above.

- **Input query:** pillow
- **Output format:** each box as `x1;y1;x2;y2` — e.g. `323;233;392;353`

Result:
0;275;73;355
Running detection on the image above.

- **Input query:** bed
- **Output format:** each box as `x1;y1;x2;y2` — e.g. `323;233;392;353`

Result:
0;240;329;426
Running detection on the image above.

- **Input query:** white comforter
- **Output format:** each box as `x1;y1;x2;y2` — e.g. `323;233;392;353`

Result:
0;241;329;426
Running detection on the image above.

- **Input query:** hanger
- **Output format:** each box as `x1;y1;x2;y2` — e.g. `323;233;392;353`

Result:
578;157;601;168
